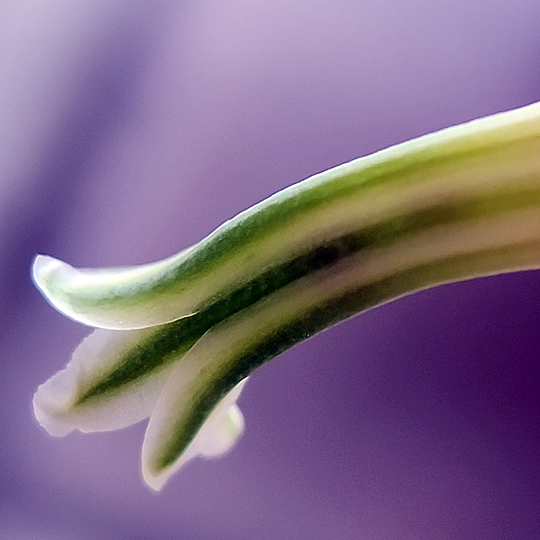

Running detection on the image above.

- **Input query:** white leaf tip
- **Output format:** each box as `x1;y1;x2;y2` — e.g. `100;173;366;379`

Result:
31;254;74;301
33;381;76;437
142;380;249;491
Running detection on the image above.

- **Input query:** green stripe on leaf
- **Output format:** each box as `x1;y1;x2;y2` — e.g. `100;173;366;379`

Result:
32;101;540;490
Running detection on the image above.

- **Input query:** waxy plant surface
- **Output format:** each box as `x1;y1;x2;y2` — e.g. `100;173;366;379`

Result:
1;1;540;539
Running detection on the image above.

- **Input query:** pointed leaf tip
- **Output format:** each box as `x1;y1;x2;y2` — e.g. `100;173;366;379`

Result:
32;254;64;293
142;379;248;491
33;328;175;437
31;254;84;323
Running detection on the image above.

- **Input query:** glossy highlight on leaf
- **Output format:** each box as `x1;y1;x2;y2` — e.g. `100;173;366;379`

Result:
33;101;540;490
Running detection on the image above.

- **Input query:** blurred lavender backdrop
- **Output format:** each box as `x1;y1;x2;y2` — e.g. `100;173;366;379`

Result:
1;1;540;539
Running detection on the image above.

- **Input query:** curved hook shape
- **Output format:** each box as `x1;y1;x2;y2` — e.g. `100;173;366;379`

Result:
33;101;540;489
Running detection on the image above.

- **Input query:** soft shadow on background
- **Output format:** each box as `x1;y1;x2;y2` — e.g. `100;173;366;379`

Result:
1;1;540;539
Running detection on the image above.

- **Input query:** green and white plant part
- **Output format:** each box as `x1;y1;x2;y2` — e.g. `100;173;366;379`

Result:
33;101;540;491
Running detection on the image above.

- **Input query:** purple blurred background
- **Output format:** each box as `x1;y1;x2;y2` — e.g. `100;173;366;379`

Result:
1;1;540;538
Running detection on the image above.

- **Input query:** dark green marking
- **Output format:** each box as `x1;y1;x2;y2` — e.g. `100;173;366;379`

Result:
71;134;540;311
155;137;540;297
78;185;540;404
152;237;540;471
